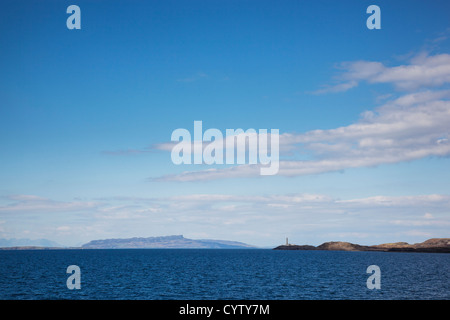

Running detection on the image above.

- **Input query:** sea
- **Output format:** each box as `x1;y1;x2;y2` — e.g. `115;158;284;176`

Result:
0;249;448;300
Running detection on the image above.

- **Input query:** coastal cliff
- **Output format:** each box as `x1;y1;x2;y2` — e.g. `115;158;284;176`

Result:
274;238;450;253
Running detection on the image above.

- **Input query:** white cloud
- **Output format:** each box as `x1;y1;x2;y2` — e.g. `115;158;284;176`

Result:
2;192;449;246
4;195;48;201
0;195;101;213
424;212;434;219
164;193;332;205
312;80;358;94
314;53;450;93
337;194;450;207
402;230;434;238
56;226;71;232
154;89;450;181
147;51;450;182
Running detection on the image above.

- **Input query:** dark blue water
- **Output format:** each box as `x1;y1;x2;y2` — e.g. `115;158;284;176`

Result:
0;249;448;300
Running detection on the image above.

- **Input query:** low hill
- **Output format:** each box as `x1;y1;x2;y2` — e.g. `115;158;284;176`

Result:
274;238;450;253
317;241;369;251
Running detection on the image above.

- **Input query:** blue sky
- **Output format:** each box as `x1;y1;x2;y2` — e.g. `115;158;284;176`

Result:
1;0;450;247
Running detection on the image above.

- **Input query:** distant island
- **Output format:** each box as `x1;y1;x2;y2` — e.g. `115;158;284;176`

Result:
81;235;254;249
274;238;450;253
0;238;62;248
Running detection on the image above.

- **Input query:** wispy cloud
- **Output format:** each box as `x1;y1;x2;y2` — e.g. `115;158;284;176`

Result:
153;89;450;181
0;195;101;213
336;194;450;207
312;52;450;94
177;72;208;83
312;80;358;94
103;52;450;182
101;147;154;156
2;192;448;245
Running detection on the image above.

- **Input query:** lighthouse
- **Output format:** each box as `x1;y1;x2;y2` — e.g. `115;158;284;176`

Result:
286;237;289;246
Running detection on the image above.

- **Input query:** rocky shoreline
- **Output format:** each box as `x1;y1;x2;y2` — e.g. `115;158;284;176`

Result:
273;238;450;253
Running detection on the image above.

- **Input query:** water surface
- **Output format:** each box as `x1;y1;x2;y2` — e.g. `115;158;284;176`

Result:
0;249;448;299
